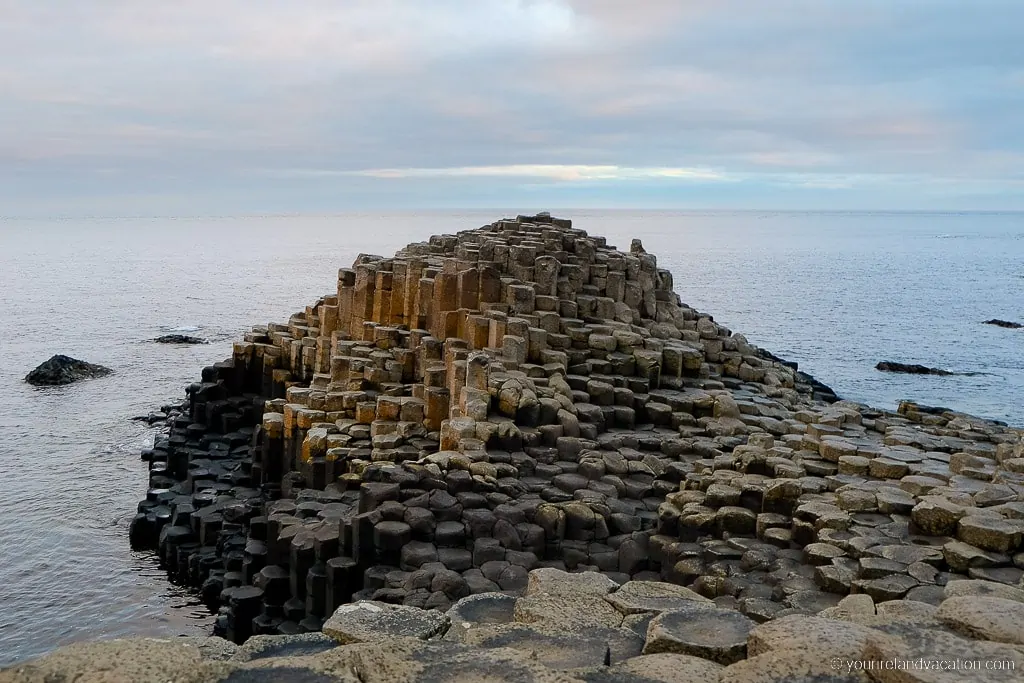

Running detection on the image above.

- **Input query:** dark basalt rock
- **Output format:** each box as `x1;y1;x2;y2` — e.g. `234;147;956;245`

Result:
24;354;112;385
983;319;1022;329
154;334;208;344
875;361;952;376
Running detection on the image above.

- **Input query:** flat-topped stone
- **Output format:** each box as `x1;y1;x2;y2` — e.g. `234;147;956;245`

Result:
943;579;1024;603
643;603;755;664
586;653;725;683
604;580;711;615
747;615;878;660
461;622;644;669
718;649;871;682
322;601;449;644
863;625;1024;683
936;596;1024;644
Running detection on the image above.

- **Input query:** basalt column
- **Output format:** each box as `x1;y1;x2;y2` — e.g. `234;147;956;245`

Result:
138;213;1024;652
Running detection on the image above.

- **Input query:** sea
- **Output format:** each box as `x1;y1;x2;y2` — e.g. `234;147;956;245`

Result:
0;210;1021;665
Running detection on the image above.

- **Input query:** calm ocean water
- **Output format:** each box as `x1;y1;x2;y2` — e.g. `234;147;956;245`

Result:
0;210;1021;664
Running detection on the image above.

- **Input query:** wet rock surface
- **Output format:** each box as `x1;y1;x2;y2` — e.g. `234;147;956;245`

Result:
24;354;112;385
14;214;1024;679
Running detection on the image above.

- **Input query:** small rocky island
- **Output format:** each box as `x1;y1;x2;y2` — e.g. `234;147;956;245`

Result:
24;354;111;386
875;361;953;376
154;334;208;344
10;214;1024;682
984;319;1022;329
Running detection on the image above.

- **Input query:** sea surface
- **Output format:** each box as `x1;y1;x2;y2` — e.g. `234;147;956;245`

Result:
0;210;1021;665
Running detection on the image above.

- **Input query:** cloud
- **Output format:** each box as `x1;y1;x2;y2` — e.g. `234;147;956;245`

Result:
0;0;1022;213
281;164;729;182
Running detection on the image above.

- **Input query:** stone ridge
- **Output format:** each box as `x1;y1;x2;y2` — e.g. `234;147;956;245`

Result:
7;570;1024;682
122;213;1024;655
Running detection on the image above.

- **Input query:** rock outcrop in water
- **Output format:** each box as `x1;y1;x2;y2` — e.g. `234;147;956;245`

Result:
984;319;1023;329
114;214;1024;679
24;354;111;386
875;361;953;376
154;334;208;344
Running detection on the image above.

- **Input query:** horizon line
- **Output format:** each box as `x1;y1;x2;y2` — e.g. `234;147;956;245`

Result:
4;208;1024;221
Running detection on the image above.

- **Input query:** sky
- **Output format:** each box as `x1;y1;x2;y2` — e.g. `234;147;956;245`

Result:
1;0;1022;215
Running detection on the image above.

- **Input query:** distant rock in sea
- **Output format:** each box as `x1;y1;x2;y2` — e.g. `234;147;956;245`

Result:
983;319;1022;329
24;355;112;386
875;361;953;376
153;334;207;344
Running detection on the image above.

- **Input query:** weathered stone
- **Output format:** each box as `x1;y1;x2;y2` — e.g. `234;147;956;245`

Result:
863;623;1024;683
853;574;919;602
604;580;711;615
595;653;725;683
819;593;876;620
322;601;449;644
311;635;582;682
936;595;1024;644
514;569;623;630
718;649;871;682
231;633;338;661
943;540;1009;573
0;639;228;683
943;579;1024;603
443;592;518;643
461;622;643;669
748;615;877;659
958;516;1024;553
643;602;755;664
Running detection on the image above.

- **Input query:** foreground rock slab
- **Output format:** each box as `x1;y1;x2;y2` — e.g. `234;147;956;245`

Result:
9;571;1024;682
322;601;449;644
643;602;755;664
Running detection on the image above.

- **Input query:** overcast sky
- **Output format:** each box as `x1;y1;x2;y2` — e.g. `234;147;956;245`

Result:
1;1;1022;214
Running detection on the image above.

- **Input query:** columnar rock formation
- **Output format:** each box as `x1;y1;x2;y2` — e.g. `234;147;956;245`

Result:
128;214;1024;652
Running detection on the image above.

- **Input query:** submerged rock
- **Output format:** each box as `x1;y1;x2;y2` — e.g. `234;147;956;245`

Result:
984;319;1022;329
875;361;953;376
24;355;111;386
153;334;207;344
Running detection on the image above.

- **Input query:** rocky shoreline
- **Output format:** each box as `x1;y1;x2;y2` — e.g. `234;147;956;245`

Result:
6;570;1024;682
8;213;1024;681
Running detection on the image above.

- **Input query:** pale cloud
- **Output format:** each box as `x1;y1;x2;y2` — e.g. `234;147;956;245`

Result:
0;0;1021;212
344;165;727;182
93;1;588;69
